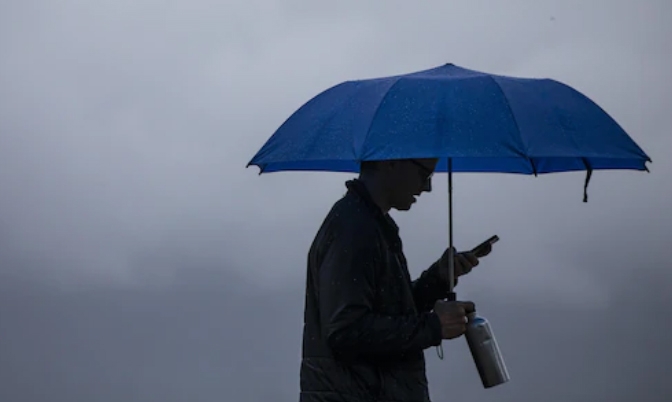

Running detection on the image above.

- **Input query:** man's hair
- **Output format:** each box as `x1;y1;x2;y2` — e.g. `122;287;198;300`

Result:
359;160;379;174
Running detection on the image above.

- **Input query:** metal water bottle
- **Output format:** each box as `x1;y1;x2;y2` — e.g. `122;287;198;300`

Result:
464;311;510;388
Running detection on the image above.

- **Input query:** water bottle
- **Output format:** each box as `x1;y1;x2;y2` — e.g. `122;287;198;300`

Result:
464;311;510;388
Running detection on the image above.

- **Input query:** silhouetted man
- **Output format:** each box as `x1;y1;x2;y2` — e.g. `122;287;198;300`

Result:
300;158;491;402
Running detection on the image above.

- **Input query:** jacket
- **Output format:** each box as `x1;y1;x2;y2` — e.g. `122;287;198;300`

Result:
300;179;455;402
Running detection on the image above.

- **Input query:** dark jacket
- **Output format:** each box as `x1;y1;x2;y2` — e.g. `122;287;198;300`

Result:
300;179;455;402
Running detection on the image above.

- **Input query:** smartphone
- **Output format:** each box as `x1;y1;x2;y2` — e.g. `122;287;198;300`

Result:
471;235;499;256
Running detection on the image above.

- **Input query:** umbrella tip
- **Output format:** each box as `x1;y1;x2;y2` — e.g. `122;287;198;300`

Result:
245;161;264;175
582;164;593;203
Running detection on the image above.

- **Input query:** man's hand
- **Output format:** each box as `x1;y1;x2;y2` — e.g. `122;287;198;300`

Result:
471;241;493;258
433;300;475;339
437;247;480;281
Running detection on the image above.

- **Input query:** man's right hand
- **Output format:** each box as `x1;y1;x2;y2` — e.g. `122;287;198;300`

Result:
433;300;475;339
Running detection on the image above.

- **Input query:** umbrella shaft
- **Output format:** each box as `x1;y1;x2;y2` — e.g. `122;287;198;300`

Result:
448;158;455;293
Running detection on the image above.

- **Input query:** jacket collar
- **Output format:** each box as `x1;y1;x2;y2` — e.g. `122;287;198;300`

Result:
345;179;401;248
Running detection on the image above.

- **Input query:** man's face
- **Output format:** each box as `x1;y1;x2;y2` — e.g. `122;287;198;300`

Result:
387;158;437;211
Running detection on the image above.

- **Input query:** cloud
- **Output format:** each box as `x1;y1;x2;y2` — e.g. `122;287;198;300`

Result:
2;255;670;401
0;0;670;399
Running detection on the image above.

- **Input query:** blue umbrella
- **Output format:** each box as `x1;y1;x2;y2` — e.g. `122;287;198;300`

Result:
246;62;651;294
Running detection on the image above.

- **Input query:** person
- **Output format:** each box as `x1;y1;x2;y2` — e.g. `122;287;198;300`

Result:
300;158;493;402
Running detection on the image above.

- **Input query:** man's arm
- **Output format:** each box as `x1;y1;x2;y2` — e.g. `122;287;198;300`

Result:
411;261;456;313
318;225;442;356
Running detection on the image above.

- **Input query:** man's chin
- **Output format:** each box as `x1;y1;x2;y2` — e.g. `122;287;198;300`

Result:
393;198;416;211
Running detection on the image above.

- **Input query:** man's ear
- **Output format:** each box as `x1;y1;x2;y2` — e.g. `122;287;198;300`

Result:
383;160;399;172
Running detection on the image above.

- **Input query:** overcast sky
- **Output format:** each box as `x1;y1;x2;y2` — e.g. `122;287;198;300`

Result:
1;0;671;401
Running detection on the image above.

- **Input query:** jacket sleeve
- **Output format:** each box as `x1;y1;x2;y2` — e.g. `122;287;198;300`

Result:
318;225;442;356
411;261;457;312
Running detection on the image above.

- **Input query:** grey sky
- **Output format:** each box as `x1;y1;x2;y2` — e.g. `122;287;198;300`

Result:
1;0;670;400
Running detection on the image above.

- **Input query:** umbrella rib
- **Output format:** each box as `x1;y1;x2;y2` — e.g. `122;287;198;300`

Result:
488;76;536;175
359;78;405;162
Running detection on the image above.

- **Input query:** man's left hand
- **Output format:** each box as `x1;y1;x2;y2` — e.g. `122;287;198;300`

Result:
437;247;480;282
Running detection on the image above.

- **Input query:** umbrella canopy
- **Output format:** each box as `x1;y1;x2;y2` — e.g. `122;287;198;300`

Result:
247;63;651;177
